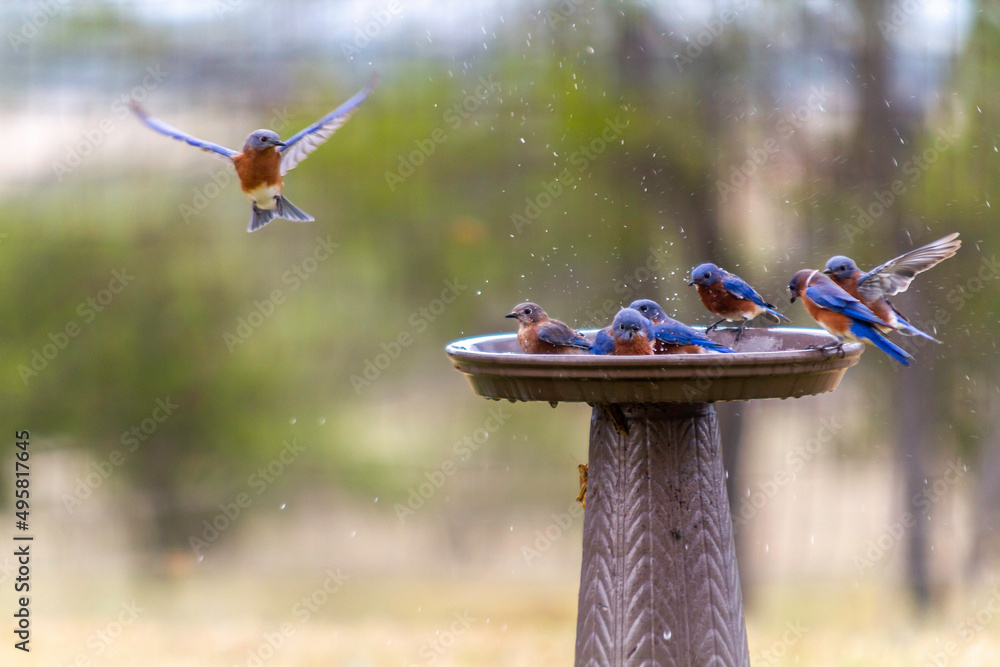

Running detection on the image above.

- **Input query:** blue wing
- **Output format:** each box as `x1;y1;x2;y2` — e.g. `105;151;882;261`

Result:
590;328;615;355
849;322;913;365
858;233;961;300
805;282;888;328
537;321;590;350
721;274;768;307
279;74;378;175
128;102;239;160
653;320;736;353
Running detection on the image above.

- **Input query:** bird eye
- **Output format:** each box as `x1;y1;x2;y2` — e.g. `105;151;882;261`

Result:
524;308;531;314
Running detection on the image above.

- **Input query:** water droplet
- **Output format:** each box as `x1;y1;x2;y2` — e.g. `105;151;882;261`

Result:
289;417;297;424
279;503;286;510
351;530;357;537
318;417;326;425
663;628;672;640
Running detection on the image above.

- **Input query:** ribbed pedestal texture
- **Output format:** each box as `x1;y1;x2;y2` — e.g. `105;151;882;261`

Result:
574;403;750;667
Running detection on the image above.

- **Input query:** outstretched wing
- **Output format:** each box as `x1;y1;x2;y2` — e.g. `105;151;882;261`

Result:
128;102;239;160
279;74;378;175
538;321;590;350
806;282;888;328
858;232;961;300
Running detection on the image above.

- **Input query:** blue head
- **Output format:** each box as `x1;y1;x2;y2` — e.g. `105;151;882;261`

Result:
244;129;286;152
823;256;860;281
629;299;668;324
689;262;724;287
611;308;650;342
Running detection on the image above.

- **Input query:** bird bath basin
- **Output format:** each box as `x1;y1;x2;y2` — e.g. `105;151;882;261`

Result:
446;327;863;666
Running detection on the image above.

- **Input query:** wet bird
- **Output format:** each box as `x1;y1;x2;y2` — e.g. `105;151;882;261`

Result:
688;263;788;343
628;299;736;354
788;269;913;366
590;308;656;356
129;75;377;232
506;302;590;354
823;233;960;342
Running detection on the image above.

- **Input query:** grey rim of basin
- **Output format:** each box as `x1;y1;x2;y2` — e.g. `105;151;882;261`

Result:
446;326;864;404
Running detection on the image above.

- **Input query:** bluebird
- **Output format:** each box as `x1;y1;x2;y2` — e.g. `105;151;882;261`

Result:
628;299;736;354
823;232;960;342
506;302;590;354
129;75;377;232
590;308;656;355
688;263;789;343
788;269;913;365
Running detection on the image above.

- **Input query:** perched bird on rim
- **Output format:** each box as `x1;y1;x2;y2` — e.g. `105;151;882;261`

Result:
823;232;960;342
688;263;788;343
129;74;377;232
788;269;913;366
628;299;736;354
506;302;590;354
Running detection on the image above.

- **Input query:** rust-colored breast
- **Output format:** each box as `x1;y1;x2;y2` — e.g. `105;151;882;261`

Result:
803;296;851;336
233;149;283;191
656;342;706;355
612;335;653;356
697;284;758;320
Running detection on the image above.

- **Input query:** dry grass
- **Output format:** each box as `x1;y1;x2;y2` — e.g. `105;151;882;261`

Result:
19;572;1000;666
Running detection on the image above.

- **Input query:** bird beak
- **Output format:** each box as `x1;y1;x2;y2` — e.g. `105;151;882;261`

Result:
687;280;695;286
821;268;832;275
505;313;517;319
789;295;797;303
274;140;287;147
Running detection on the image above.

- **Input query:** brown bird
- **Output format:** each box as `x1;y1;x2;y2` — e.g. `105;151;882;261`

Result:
505;302;590;354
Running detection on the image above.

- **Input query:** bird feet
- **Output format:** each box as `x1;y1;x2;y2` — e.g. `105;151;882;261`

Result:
807;342;845;359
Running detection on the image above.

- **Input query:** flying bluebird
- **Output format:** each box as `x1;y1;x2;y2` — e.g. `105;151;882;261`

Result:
688;263;789;343
506;302;590;354
823;232;960;342
788;269;913;365
628;299;736;354
129;75;377;232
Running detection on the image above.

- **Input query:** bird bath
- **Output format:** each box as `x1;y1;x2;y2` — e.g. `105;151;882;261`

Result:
446;327;863;666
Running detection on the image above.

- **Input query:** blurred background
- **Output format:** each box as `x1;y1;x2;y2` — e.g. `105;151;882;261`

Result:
2;0;999;664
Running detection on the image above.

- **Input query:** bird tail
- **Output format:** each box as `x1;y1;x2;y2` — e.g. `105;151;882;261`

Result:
275;194;315;223
248;205;278;232
699;338;737;353
894;317;941;343
247;195;315;232
850;322;913;366
761;306;790;324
